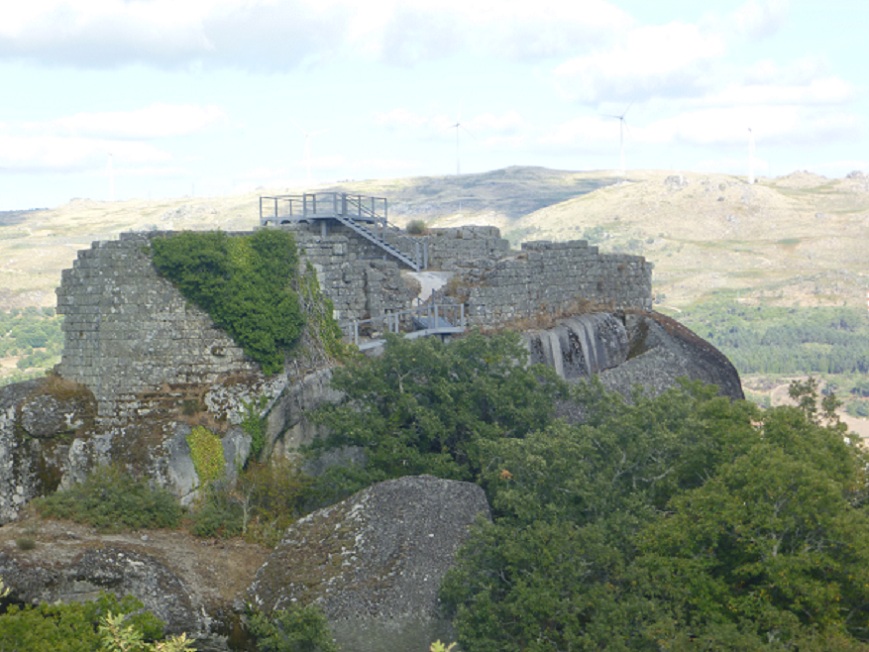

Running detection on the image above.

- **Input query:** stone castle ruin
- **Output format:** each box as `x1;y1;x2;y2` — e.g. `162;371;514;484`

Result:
0;192;741;524
0;193;744;649
54;192;654;425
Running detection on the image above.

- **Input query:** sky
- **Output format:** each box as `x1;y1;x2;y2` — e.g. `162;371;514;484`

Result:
0;0;866;210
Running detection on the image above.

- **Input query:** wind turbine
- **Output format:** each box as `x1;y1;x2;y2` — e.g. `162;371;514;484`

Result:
107;152;115;201
290;118;328;184
450;114;475;176
748;127;756;184
604;102;633;179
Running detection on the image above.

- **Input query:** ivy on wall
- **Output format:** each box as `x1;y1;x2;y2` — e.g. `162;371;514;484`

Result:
150;229;305;375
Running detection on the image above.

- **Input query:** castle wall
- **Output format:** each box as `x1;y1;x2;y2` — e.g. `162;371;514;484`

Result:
383;226;511;270
56;233;261;423
289;226;411;322
54;224;653;421
459;240;653;326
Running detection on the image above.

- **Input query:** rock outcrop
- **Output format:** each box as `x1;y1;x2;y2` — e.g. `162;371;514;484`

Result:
0;515;270;649
525;310;744;401
602;311;744;400
0;546;199;636
248;475;491;652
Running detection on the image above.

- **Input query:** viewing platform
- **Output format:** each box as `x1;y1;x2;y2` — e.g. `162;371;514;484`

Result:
259;192;423;271
259;192;388;229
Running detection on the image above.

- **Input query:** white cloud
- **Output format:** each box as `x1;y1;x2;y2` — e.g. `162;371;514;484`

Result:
0;131;169;172
0;0;633;70
377;108;524;138
539;115;616;150
376;108;432;130
644;104;858;148
49;104;226;139
0;102;222;173
730;0;789;39
702;77;854;107
553;21;727;103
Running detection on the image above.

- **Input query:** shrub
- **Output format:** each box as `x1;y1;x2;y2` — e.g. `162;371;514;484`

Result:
187;425;225;487
150;230;305;375
241;398;268;462
190;459;310;545
236;460;311;546
14;537;36;551
406;219;427;235
189;482;244;539
33;465;182;532
0;592;164;652
247;605;337;652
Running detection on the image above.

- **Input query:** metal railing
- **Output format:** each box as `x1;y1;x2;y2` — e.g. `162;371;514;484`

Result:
343;303;466;347
259;192;388;228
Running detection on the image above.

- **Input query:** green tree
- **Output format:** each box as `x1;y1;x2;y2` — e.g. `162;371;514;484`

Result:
310;331;566;493
632;400;869;648
442;380;869;650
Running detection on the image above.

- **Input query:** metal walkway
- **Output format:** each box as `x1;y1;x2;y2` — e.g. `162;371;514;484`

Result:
342;303;466;351
259;192;422;271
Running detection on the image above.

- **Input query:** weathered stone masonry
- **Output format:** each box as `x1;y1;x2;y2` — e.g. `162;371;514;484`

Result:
56;233;260;423
55;224;652;422
458;240;653;326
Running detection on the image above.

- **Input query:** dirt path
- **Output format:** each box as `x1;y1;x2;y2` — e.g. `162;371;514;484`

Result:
0;513;270;606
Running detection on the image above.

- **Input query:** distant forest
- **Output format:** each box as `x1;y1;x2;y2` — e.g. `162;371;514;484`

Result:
0;308;63;384
678;302;869;414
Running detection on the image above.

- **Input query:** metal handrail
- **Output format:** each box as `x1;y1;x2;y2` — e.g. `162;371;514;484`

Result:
259;192;388;226
343;303;466;346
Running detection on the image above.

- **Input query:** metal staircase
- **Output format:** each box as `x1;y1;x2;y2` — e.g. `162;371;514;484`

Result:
259;192;421;271
333;213;420;271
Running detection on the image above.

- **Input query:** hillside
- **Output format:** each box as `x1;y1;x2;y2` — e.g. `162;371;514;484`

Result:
3;166;868;313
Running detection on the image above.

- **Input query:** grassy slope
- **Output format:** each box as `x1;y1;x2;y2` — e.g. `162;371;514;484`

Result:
3;166;869;387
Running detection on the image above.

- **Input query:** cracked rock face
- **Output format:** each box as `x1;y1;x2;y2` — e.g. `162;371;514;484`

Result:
0;547;199;636
528;310;744;401
248;475;491;652
600;311;744;400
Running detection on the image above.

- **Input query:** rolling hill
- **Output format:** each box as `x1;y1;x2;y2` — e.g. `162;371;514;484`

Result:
5;166;867;313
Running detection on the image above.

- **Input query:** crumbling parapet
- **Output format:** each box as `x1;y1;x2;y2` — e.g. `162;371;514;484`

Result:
441;239;652;327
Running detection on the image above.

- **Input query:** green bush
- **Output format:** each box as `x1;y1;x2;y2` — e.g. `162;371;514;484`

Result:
150;229;305;375
241;397;268;462
0;592;164;652
247;605;337;652
33;465;182;532
406;219;427;235
846;399;869;418
189;482;244;539
190;459;310;545
187;425;225;487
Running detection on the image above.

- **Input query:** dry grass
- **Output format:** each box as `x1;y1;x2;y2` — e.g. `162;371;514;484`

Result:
3;167;868;312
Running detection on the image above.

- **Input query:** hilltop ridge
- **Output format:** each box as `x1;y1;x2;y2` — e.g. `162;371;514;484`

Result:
1;166;867;311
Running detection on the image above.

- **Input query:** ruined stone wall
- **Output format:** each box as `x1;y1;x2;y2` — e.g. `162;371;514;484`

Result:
56;232;261;423
54;225;653;420
458;240;653;326
288;225;412;322
383;225;511;270
54;227;415;422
